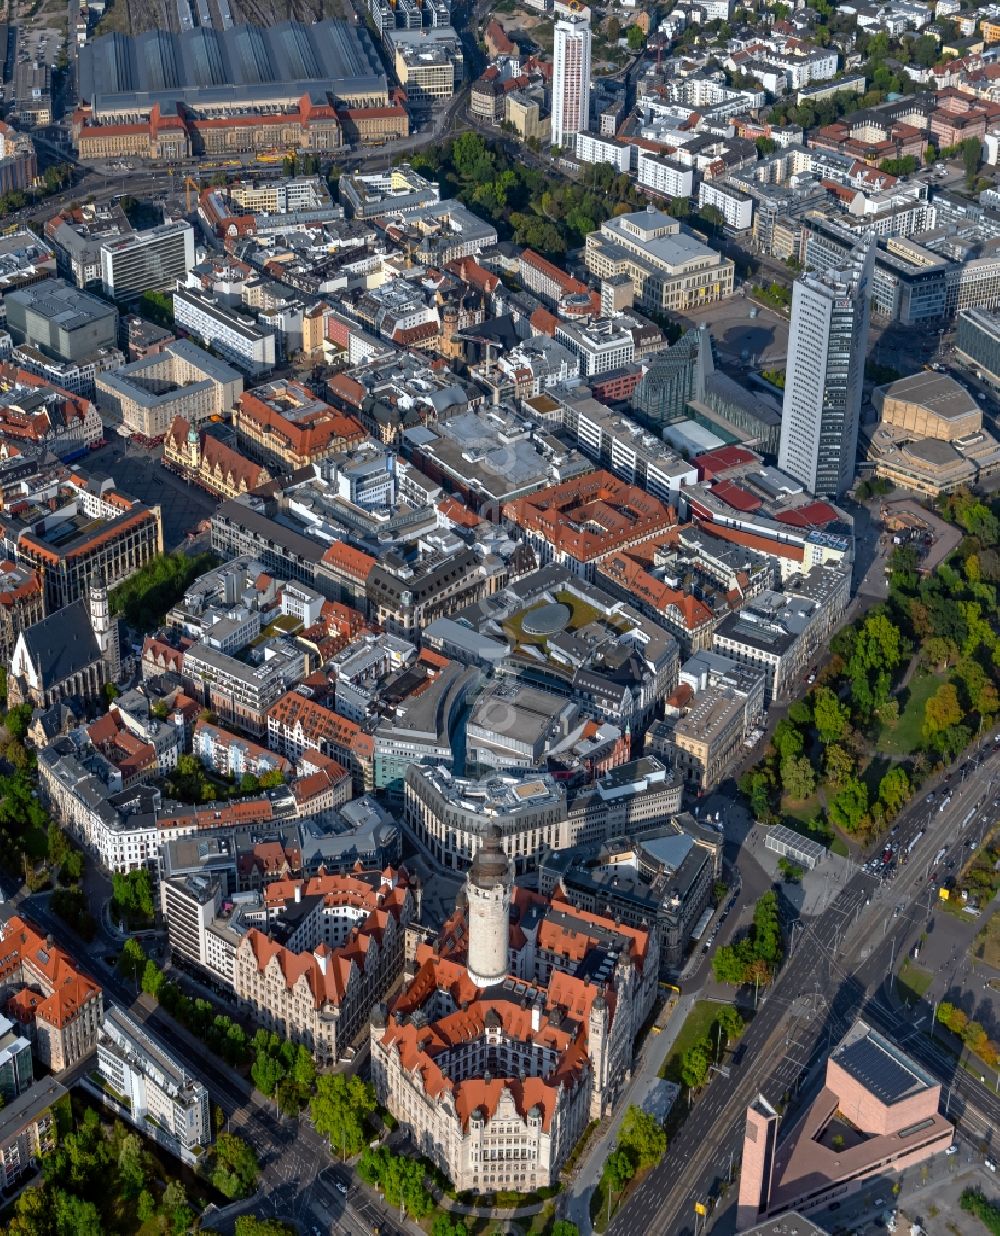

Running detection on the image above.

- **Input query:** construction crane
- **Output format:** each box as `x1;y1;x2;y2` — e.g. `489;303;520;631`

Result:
184;176;200;212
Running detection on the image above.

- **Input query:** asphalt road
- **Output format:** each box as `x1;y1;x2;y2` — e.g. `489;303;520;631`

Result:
7;888;410;1231
608;744;1000;1236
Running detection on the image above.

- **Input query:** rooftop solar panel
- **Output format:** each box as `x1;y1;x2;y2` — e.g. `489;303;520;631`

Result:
834;1032;925;1104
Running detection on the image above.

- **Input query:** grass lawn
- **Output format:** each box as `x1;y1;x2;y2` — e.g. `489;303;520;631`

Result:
896;959;933;1008
659;999;727;1082
877;669;943;756
830;835;850;858
779;799;835;848
503;589;606;651
974;909;1000;969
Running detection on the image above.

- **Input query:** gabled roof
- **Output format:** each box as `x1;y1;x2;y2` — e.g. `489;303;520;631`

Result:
17;600;101;688
0;915;101;1029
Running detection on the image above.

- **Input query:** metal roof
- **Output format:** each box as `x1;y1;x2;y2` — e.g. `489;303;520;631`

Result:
79;19;385;109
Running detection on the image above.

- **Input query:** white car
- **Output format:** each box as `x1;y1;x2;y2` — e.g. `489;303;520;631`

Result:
335;1182;348;1195
946;1145;958;1156
986;1158;997;1172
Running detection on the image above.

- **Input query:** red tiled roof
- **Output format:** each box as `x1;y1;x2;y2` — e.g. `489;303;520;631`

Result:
0;915;101;1029
321;540;376;582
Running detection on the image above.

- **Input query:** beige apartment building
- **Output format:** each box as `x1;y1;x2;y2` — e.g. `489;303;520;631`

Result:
233;870;415;1065
97;339;243;440
669;686;748;792
585;207;735;314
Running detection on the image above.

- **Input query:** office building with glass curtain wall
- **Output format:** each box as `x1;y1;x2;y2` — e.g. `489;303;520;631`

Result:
777;242;874;497
552;14;591;148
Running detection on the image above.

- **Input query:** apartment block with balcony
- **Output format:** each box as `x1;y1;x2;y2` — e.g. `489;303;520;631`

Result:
96;1006;211;1164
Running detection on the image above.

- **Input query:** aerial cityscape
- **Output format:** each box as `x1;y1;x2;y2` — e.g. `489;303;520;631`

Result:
0;0;995;1232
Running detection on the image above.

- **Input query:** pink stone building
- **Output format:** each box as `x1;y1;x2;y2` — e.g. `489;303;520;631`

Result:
736;1021;954;1231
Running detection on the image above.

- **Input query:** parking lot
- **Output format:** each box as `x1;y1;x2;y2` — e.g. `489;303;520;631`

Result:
810;1139;1000;1235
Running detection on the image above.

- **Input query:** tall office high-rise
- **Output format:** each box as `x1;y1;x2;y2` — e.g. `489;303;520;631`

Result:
552;14;591;148
777;242;874;498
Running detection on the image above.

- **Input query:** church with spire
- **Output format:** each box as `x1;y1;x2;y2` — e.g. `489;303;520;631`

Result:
370;826;658;1192
8;568;123;709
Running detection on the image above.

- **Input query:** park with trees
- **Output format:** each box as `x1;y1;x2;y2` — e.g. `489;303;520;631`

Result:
409;132;648;261
4;1100;216;1235
110;551;218;632
738;489;1000;851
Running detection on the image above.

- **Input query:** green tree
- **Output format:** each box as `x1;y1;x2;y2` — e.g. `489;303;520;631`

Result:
433;1217;470;1236
212;1132;260;1199
626;24;645;50
60;848;83;885
711;945;747;985
251;1050;285;1098
773;718;804;762
878;766;911;817
714;1005;744;1043
739;768;775;821
781;754;815;802
120;938;146;983
136;1191;157;1224
923;682;964;741
963;135;982;186
4;703;32;741
812;687;850;745
603;1147;635;1199
111;867;155;922
311;1074;376;1158
117;1132;145;1196
47;821;69;869
617;1105;666;1166
828;775;869;833
110;550;217;630
606;15;620;40
680;1044;709;1089
162;1179;192;1236
52;1190;103;1236
235;1221;295;1236
141;959;165;999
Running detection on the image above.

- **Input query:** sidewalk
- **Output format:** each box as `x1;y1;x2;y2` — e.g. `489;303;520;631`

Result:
563;993;697;1236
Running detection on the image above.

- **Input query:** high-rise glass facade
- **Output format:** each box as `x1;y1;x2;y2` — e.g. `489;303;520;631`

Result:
778;244;873;497
552;15;591;148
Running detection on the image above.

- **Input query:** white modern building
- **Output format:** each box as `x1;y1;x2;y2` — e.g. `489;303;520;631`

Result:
96;1005;210;1164
636;150;694;200
552;14;591;148
554;318;635;377
698;180;754;231
777;244;874;497
575;132;633;173
100;222;196;301
172;286;276;377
